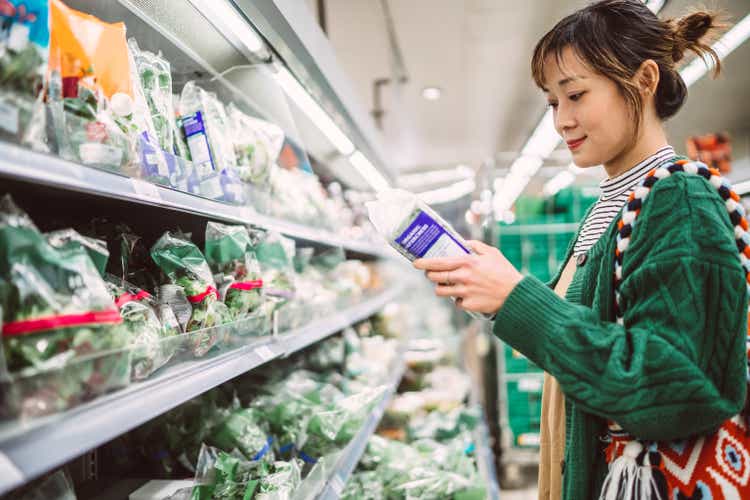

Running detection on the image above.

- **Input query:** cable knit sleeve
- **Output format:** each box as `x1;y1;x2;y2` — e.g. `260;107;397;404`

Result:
492;173;747;441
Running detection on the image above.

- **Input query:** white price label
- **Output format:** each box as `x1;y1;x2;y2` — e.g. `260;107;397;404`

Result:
0;452;24;486
330;475;345;495
131;178;162;201
256;345;275;362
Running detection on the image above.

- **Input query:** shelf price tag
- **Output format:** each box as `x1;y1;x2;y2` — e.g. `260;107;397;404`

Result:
330;475;345;495
256;345;275;362
131;178;162;202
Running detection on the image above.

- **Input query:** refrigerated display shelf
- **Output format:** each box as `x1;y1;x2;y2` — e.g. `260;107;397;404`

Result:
315;350;406;500
0;286;404;496
0;141;392;258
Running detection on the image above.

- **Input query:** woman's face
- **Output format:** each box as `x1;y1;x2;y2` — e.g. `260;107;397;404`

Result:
543;47;634;168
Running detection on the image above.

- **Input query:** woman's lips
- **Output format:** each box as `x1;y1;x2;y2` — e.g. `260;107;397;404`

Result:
566;137;586;151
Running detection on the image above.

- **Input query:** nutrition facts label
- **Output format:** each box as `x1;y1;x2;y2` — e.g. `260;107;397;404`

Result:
395;210;469;259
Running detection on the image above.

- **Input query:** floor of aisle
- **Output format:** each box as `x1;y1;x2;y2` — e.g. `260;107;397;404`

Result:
498;464;538;500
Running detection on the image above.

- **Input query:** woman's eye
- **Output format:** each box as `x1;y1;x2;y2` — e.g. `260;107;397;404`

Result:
569;92;585;102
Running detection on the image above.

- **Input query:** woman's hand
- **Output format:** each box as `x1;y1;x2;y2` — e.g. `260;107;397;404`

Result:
413;240;523;315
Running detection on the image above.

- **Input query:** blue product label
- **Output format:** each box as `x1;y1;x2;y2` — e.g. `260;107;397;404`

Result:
138;132;167;180
219;168;246;205
395;210;469;259
1;0;50;49
182;111;216;177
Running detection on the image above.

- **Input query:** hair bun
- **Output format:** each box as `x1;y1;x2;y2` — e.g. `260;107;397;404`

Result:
671;12;719;63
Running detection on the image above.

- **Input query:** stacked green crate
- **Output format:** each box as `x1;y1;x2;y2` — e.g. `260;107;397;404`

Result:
503;345;543;448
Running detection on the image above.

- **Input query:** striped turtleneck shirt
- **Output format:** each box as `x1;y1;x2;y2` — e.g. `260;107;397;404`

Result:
572;146;676;257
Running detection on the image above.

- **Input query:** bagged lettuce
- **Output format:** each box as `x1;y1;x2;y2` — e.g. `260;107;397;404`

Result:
227;103;284;187
0;197;131;417
205;223;263;320
150;232;230;356
0;0;50;150
191;444;260;500
105;275;179;380
45;229;109;277
207;407;274;464
254;231;296;314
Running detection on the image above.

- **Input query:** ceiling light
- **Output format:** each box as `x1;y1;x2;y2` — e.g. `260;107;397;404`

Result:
543;170;576;197
421;87;442;101
274;66;356;156
189;0;265;54
520;109;559;158
732;179;750;196
397;165;474;189
349;151;390;192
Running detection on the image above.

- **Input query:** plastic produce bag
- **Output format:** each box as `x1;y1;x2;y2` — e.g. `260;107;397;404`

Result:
15;469;77;500
47;0;138;175
150;232;231;356
205;222;263;320
0;197;131;418
0;0;50;149
191;444;260;500
105;275;180;380
207;407;274;464
227;103;284;186
179;82;238;200
255;459;301;500
45;229;109;277
254;231;296;314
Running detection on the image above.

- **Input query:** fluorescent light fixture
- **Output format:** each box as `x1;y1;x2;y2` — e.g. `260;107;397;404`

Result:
520;109;559;158
349;151;390;192
543;170;576;197
189;0;264;54
274;66;356;156
645;0;666;14
680;13;750;87
421;87;442;100
418;179;476;205
732;179;750;196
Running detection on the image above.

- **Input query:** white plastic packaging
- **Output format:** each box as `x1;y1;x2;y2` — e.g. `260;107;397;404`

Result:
366;189;471;261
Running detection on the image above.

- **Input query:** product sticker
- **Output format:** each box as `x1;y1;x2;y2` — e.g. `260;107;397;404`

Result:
395;210;469;259
79;143;124;167
330;475;345;494
0;100;19;135
182;111;215;176
159;285;192;331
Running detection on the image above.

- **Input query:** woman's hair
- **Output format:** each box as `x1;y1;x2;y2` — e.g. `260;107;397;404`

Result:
531;0;725;124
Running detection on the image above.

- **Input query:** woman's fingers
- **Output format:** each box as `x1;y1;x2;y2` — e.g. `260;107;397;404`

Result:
413;256;466;271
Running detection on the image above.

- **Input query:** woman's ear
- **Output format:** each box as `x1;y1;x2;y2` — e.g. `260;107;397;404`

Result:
635;59;660;97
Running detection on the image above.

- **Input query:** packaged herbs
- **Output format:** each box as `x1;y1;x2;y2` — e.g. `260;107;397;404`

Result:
45;229;109;277
207;407;274;464
0;0;50;148
105;275;179;380
150;231;230;356
205;223;263;321
227;103;284;187
0;197;131;418
254;231;296;314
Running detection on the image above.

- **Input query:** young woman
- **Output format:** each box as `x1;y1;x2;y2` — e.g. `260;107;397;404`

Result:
414;1;747;499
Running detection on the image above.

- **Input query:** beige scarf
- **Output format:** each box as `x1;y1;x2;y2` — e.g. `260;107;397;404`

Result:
538;258;577;500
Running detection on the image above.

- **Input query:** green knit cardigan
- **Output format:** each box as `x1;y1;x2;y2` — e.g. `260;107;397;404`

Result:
492;172;748;499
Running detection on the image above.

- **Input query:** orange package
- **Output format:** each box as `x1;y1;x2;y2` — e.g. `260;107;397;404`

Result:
48;0;131;98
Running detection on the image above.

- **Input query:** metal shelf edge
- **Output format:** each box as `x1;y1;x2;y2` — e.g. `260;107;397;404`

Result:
0;142;391;258
0;288;404;496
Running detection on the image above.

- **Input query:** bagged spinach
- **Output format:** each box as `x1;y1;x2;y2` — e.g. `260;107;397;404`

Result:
0;197;131;418
254;231;296;314
0;0;49;149
191;444;259;500
105;275;179;380
205;223;263;321
207;407;274;464
45;229;109;277
150;232;231;356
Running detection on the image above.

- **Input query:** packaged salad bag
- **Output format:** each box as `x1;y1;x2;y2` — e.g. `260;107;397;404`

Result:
150;231;231;356
204;222;263;321
0;0;50;150
0;197;131;418
253;231;296;318
226;103;284;187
